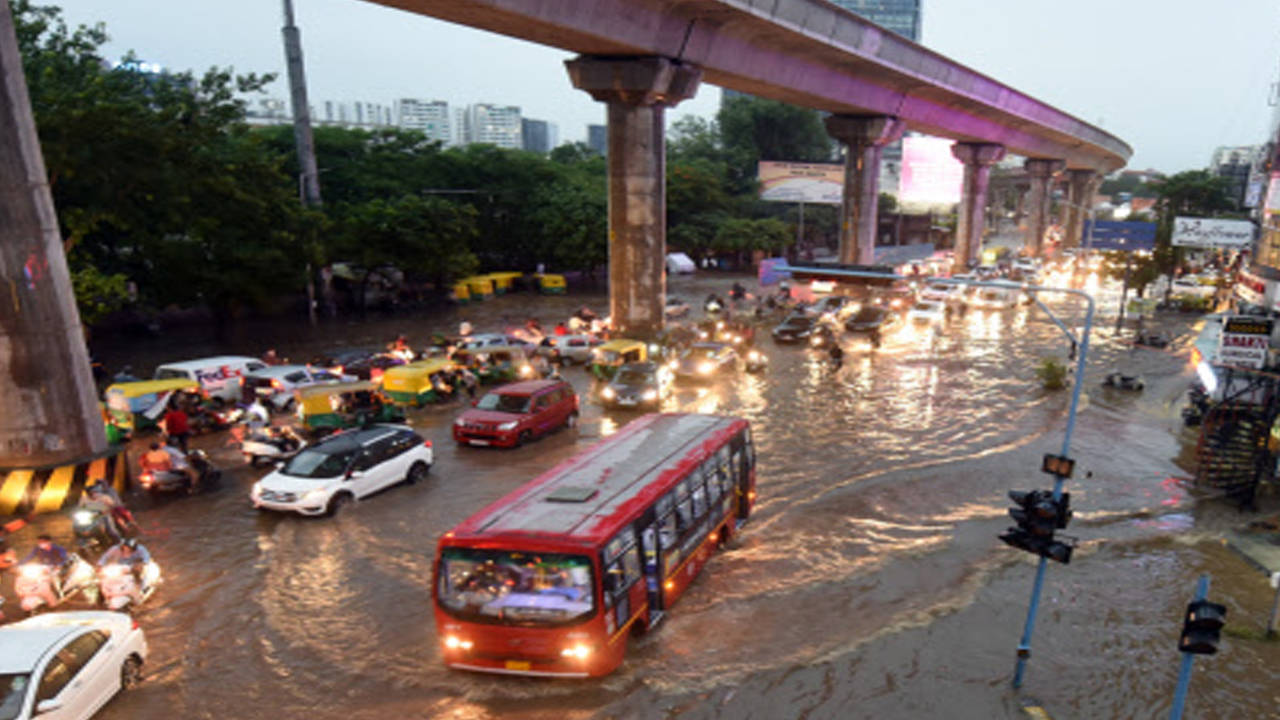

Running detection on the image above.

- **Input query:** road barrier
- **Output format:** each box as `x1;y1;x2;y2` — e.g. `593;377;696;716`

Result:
0;449;128;517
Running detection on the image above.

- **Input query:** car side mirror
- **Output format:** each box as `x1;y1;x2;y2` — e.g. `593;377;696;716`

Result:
37;700;63;714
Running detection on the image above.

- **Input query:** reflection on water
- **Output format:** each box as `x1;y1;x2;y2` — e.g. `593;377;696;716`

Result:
90;275;1280;720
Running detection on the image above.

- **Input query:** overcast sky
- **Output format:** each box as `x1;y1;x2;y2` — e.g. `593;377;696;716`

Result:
39;0;1280;173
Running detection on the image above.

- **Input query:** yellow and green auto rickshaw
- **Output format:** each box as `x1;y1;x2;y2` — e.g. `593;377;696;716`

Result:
534;273;567;294
103;378;203;435
380;358;456;407
296;380;405;436
485;271;523;295
462;276;495;301
451;281;471;304
588;339;648;380
452;345;539;385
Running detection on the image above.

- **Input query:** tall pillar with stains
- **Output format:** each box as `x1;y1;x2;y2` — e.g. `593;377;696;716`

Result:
825;115;905;265
1063;169;1097;250
951;142;1006;273
1023;158;1065;257
0;0;106;467
566;56;701;340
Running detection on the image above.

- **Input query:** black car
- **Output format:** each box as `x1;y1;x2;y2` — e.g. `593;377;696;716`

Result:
771;312;817;344
844;305;902;335
311;347;378;374
600;362;672;409
342;353;409;381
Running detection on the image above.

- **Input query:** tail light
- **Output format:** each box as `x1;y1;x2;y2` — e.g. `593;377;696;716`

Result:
335;365;344;375
131;619;139;630
238;376;245;386
423;439;433;448
271;379;284;390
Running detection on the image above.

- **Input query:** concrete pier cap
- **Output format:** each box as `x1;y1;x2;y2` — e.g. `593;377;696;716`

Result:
565;56;701;340
824;115;905;265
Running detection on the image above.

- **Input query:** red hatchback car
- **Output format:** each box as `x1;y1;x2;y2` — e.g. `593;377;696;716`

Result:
452;379;579;448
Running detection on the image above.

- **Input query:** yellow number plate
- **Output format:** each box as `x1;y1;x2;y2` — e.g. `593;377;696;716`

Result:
504;660;531;671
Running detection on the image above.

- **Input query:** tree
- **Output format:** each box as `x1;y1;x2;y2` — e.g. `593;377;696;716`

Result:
15;1;303;327
717;96;834;194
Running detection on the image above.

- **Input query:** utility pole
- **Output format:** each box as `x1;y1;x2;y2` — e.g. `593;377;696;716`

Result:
0;0;107;467
282;0;324;324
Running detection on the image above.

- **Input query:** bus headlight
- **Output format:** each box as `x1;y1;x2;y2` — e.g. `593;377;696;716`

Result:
561;643;592;660
698;361;715;375
443;636;474;651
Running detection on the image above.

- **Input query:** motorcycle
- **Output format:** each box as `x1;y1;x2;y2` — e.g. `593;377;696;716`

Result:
71;507;119;556
808;323;837;350
189;404;237;435
1102;372;1145;391
14;554;98;615
99;561;161;612
744;349;769;374
241;426;307;467
138;449;220;495
704;296;724;315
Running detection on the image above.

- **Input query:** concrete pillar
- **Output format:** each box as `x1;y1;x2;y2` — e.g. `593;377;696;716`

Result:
825;116;905;265
0;0;106;466
566;56;700;339
950;143;1005;273
1063;169;1097;250
1023;158;1065;257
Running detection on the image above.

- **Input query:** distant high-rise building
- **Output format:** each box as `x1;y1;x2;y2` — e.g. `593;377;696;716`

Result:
243;97;291;127
521;118;559;154
587;124;607;156
1209;145;1263;209
826;0;921;42
318;100;394;130
458;104;522;149
396;99;452;146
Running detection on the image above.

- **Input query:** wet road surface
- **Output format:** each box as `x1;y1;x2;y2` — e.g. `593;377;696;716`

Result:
13;273;1280;719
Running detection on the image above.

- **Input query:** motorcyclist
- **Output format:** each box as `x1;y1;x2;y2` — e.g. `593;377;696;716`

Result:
828;341;844;370
98;537;152;575
245;399;270;431
162;441;200;492
21;535;70;607
78;484;125;542
87;478;137;536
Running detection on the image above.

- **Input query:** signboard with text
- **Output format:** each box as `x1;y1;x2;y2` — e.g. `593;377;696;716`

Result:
758;161;843;204
1218;316;1272;369
1172;217;1255;248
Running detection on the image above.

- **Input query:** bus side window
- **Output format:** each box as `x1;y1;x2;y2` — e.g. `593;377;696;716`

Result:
690;476;707;519
659;510;679;576
703;460;721;505
675;480;693;531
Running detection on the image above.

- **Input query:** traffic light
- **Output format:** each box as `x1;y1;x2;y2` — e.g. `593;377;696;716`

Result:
1178;599;1227;655
998;490;1074;564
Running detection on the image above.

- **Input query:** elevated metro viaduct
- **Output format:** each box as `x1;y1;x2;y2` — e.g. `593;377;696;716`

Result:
367;0;1131;339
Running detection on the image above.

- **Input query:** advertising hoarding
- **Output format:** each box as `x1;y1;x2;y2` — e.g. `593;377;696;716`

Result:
899;136;963;206
1171;217;1255;248
1218;316;1272;369
758;161;843;204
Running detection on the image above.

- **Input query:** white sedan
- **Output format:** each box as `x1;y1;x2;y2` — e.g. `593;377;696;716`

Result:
906;300;948;325
0;611;146;720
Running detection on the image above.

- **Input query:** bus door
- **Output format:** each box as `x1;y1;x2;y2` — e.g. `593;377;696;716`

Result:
638;508;664;617
731;432;754;520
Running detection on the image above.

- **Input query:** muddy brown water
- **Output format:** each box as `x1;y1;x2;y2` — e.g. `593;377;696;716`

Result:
12;273;1280;719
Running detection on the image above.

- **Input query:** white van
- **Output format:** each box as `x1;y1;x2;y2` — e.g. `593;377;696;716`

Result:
154;355;267;404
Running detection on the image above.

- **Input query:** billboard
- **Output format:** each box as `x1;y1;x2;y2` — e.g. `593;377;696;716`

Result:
899;136;963;206
1081;220;1157;251
758;161;843;204
1171;217;1254;248
1218;316;1272;369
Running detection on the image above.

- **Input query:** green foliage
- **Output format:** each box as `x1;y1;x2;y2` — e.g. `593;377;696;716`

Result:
1035;357;1069;391
69;265;129;325
718;96;833;194
331;195;478;292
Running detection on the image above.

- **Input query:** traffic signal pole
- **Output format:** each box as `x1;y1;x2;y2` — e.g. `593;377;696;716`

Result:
1169;575;1210;720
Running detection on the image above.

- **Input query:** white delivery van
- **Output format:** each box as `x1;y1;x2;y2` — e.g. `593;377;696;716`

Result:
154;356;268;404
666;252;697;274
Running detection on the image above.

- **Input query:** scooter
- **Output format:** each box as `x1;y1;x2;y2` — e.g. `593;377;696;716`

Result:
744;349;769;374
15;554;97;615
71;507;119;556
241;427;307;467
1103;372;1145;391
99;561;161;612
138;449;220;494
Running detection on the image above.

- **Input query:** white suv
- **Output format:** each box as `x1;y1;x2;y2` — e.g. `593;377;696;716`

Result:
250;425;433;516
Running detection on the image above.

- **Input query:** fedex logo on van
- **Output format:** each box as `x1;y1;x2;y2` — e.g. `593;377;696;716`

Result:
194;366;243;385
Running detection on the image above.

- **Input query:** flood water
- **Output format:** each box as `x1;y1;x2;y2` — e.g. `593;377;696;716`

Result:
20;272;1280;719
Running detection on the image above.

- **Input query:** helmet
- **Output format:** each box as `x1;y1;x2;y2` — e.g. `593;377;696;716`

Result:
123;538;138;550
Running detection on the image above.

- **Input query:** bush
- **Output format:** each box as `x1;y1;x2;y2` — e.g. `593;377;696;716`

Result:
1035;357;1069;391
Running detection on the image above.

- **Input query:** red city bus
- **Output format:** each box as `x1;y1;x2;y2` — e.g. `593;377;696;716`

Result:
433;412;757;677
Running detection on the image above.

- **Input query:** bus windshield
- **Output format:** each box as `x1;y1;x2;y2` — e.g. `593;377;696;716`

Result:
437;548;595;627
